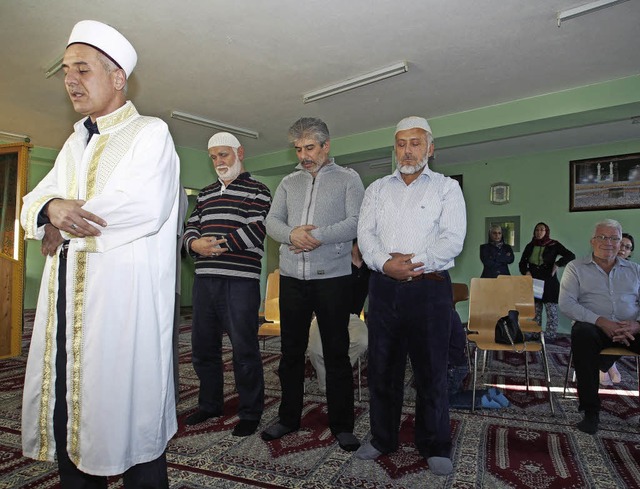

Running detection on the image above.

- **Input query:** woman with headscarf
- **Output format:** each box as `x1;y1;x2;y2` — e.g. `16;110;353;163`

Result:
601;232;636;386
480;225;514;278
519;222;575;342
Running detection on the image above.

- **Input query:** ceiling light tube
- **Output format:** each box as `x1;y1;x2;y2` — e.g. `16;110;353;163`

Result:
0;130;30;142
170;111;259;139
557;0;629;26
303;61;409;104
45;56;64;79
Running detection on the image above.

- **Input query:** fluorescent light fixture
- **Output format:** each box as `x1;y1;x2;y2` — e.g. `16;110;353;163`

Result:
170;110;259;139
303;61;408;104
557;0;629;26
368;158;392;170
45;55;64;79
0;130;30;142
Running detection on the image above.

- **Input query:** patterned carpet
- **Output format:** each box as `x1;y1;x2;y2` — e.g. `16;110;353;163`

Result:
1;310;639;488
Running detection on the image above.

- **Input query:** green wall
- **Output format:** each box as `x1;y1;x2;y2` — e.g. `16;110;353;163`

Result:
18;75;640;331
431;139;640;332
21;135;640;332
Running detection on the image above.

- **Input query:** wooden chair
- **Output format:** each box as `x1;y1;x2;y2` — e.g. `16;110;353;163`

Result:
466;277;555;414
452;282;469;305
563;347;640;405
258;269;281;346
497;275;552;386
257;269;365;399
451;282;470;370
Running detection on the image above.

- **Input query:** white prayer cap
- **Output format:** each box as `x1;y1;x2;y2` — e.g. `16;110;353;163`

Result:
68;20;137;78
208;132;241;149
395;116;432;136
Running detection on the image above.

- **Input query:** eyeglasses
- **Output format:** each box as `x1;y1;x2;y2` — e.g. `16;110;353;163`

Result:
592;235;621;242
620;244;633;250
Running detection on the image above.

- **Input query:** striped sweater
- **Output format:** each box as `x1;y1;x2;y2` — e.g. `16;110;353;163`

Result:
184;172;271;280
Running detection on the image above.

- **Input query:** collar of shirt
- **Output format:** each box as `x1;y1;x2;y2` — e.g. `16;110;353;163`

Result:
294;157;335;173
83;117;100;143
585;254;629;271
390;165;432;185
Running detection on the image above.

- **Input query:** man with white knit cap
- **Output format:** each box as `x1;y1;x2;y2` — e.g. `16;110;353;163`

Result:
356;116;467;476
21;20;181;487
183;132;271;437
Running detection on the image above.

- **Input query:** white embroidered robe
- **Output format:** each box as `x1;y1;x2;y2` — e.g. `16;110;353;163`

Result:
20;101;180;475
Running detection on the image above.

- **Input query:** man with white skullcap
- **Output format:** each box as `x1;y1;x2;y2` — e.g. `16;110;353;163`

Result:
182;132;271;436
356;116;467;475
21;20;181;486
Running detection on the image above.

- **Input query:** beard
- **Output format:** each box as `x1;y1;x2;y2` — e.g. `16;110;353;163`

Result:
398;154;429;175
300;159;324;174
215;155;242;182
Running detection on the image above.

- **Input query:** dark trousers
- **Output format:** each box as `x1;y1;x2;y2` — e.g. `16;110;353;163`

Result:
191;275;264;420
277;275;354;434
367;271;452;458
571;321;640;413
53;253;169;489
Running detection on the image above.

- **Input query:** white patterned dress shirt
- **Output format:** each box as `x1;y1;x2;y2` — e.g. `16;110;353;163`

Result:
358;166;466;274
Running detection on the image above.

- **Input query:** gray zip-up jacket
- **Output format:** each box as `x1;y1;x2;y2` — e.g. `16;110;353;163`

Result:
266;159;365;280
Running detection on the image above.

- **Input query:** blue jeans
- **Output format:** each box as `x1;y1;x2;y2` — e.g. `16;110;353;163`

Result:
367;271;452;458
277;274;354;434
191;275;264;420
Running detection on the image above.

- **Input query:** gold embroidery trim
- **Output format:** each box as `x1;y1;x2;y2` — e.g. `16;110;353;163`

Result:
86;136;108;200
69;252;87;463
99;101;136;129
37;255;59;460
85;237;98;252
65;146;78;199
25;195;58;239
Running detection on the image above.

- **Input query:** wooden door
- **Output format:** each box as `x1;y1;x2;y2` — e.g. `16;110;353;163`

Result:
0;142;30;358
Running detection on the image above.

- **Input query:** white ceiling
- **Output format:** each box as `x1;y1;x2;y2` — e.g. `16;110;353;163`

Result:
1;0;640;167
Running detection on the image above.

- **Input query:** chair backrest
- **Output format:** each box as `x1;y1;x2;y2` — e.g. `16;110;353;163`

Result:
452;282;469;305
496;275;535;319
467;277;519;340
264;269;280;323
468;276;538;335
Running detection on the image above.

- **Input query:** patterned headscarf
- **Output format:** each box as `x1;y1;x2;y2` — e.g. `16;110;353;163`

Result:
531;222;556;247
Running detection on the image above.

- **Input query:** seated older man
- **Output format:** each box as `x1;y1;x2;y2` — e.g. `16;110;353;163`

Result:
559;219;640;434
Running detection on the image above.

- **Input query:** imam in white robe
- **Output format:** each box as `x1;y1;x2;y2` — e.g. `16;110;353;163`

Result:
20;101;180;476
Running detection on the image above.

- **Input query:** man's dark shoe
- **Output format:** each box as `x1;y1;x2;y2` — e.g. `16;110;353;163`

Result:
232;419;260;437
336;432;360;451
576;411;599;434
184;409;221;426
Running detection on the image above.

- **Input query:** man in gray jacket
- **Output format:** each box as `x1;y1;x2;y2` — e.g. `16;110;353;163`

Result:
262;117;364;451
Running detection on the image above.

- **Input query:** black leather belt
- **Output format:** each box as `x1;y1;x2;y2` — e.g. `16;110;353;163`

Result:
404;272;445;282
376;271;445;283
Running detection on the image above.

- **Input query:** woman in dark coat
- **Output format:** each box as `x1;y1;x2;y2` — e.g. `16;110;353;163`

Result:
519;222;575;341
480;225;514;278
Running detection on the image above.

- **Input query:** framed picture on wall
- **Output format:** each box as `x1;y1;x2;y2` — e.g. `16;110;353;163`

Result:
485;215;521;252
570;153;640;212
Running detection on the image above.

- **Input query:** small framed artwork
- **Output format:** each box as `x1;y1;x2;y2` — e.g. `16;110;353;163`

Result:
485;215;521;252
490;182;510;204
570;153;640;212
